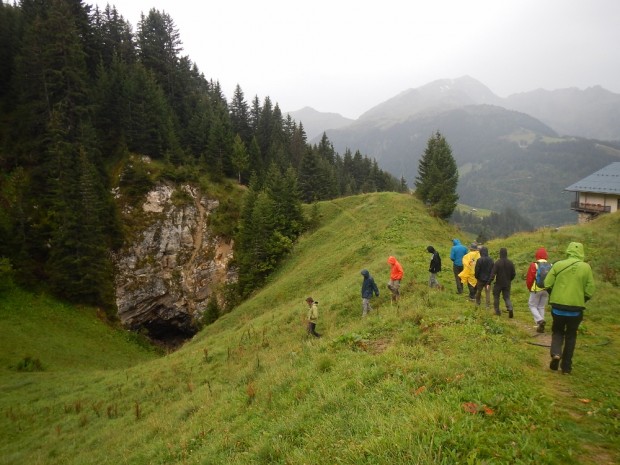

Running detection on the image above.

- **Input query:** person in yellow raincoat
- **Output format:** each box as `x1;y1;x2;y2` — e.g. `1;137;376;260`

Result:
458;243;480;300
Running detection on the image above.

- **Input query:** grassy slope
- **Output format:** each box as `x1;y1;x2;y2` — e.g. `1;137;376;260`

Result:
0;192;618;465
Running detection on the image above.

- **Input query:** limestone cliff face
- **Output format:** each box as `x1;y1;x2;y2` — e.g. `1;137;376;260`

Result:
114;182;235;342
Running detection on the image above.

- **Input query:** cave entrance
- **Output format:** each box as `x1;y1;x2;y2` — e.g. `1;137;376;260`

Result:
139;320;198;350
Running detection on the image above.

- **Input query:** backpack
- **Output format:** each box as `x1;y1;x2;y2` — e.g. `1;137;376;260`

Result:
535;261;551;288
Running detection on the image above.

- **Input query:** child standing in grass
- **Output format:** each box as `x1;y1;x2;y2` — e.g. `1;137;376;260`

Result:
305;297;321;338
361;269;380;316
526;247;551;333
426;246;442;289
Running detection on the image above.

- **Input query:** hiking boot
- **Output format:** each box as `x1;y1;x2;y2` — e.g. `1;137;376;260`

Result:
536;320;546;333
550;355;560;371
508;310;514;319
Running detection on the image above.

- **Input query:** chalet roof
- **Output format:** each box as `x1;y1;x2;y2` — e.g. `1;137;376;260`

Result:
565;162;620;194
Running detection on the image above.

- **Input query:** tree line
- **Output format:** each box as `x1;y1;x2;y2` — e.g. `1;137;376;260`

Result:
450;208;534;243
0;1;405;313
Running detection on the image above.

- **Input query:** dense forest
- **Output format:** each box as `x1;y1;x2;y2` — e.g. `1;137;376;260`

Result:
450;207;534;243
0;1;404;312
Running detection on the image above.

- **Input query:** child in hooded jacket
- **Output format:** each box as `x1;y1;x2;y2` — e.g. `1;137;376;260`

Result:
427;246;442;288
526;247;550;333
387;256;404;302
360;269;380;316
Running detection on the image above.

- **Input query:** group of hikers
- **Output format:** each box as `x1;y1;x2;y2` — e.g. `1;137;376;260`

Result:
305;239;595;375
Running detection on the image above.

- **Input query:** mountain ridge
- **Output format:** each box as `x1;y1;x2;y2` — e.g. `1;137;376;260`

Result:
288;77;620;226
289;76;620;142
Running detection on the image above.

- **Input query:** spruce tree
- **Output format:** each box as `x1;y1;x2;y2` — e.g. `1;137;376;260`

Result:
231;134;249;184
229;84;252;144
415;131;459;219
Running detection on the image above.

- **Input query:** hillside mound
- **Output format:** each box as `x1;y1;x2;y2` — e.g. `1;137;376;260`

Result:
1;193;618;464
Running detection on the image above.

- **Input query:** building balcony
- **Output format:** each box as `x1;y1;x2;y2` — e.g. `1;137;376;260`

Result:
571;201;611;213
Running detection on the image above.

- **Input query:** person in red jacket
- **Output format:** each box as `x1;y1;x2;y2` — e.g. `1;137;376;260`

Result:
387;256;404;302
526;247;550;333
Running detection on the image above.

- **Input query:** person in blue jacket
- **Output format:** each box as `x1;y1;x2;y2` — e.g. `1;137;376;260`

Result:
450;239;468;294
361;269;380;317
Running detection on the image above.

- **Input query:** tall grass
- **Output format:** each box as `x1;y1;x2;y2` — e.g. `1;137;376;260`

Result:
1;192;618;464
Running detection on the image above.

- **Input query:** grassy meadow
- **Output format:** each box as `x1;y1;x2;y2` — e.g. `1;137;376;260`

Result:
1;192;619;464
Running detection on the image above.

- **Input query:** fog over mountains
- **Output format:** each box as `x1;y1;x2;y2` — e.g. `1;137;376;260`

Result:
287;76;620;227
289;76;620;141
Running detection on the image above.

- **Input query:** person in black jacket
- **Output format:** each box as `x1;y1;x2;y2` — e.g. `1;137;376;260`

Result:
489;247;516;317
426;246;442;289
474;246;494;310
360;269;380;317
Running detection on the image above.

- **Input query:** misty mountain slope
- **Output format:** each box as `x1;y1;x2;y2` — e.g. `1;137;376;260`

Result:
504;86;620;141
357;75;502;123
322;104;620;226
286;106;354;140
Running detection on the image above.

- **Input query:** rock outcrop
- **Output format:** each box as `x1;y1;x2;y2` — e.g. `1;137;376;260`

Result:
115;182;235;345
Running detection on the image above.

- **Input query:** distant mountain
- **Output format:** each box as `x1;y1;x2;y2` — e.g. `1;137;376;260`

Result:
289;76;620;225
503;86;620;141
313;76;620;226
297;76;620;143
358;75;502;123
285;106;354;140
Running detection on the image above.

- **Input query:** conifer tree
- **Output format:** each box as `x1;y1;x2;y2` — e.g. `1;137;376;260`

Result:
231;134;249;184
229;84;252;144
415;131;459;219
247;136;263;177
136;9;182;95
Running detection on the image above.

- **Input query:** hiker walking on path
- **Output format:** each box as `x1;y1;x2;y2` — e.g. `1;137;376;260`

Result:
305;297;321;338
361;269;380;317
426;246;442;289
526;247;551;333
544;242;595;375
458;243;480;301
489;247;516;317
450;239;468;294
387;256;404;302
474;246;494;310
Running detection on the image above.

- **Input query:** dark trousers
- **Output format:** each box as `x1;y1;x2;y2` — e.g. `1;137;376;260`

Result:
467;283;476;299
475;281;491;308
550;312;583;373
492;284;513;312
453;264;464;293
307;321;321;338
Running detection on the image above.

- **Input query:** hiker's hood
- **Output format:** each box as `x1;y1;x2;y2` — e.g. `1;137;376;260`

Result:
499;247;508;259
427;246;436;254
479;246;489;257
566;242;584;260
387;256;397;265
452;239;461;246
535;247;548;260
361;269;370;278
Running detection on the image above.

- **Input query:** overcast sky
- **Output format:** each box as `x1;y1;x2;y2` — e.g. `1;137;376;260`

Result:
94;0;620;119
